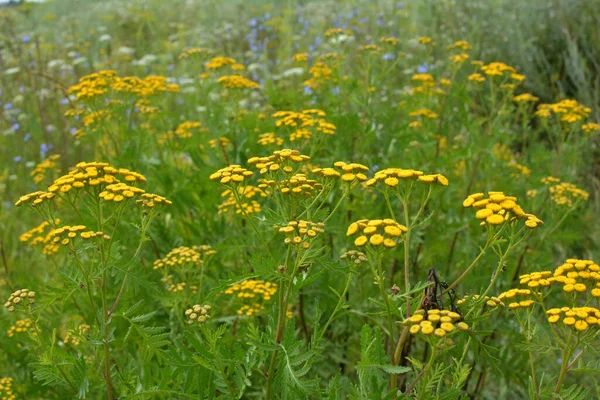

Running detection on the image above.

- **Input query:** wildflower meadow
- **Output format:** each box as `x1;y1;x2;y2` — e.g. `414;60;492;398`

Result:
0;1;599;399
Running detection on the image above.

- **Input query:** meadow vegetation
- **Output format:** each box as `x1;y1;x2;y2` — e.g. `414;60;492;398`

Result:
0;1;598;399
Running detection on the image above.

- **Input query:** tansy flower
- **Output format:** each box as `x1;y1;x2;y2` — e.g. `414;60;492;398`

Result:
347;219;407;249
513;93;539;103
278;174;323;197
582;122;600;133
4;289;36;312
210;165;254;185
463;191;542;228
178;47;213;59
542;177;589;207
277;220;325;249
51;225;110;246
247;149;310;175
546;307;600;332
224;279;277;301
205;56;236;70
468;73;485;83
402;309;469;339
332;161;369;184
153;245;214;270
217;75;260;89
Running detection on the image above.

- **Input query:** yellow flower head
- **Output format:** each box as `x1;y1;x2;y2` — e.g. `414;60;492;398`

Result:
224;279;278;302
210;165;254;185
546;306;600;333
247;149;310;175
278;220;325;249
217;75;260;89
153;245;215;270
347;218;407;249
51;225;110;247
403;308;468;339
4;288;36;312
463;191;542;229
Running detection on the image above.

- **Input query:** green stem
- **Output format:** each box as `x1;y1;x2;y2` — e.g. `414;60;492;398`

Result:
554;331;573;394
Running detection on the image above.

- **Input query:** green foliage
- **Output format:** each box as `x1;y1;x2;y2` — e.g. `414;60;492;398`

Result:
0;0;598;399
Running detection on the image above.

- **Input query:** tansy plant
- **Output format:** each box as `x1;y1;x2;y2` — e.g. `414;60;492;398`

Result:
12;161;171;400
492;258;600;397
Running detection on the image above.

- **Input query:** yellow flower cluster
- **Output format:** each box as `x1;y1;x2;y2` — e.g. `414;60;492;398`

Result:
304;62;334;89
19;220;61;255
51;225;110;246
278;220;325;248
272;110;336;140
380;37;400;46
411;73;435;87
402;309;469;337
0;377;15;400
542;177;589;206
210;165;254;185
205;56;236;70
463;191;543;228
292;53;308;62
248;149;310;175
67;70;115;99
31;154;60;184
14;191;55;207
224;279;278;301
185;304;212;325
582;122;600;133
257;132;284;146
208;137;231;148
172;121;202;139
346;219;407;249
110;75;180;96
311;166;342;179
418;36;433;45
331;161;369;183
99;183;145;202
457;294;505;309
178;47;213;59
446;40;472;50
513;93;539;103
325;28;345;37
237;303;265;316
153;245;215;270
278;174;323;197
217;75;260;89
366;168;448;188
63;324;90;346
497;288;536;310
68;71;180;100
449;53;470;64
83;109;111;127
480;62;517;77
135;193;173;209
7;318;35;338
519;259;600;296
507;162;531;178
546;307;600;332
358;44;381;52
409;108;439;119
218;185;266;215
535;99;591;123
4;289;36;312
44;162;146;196
468;73;485;83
